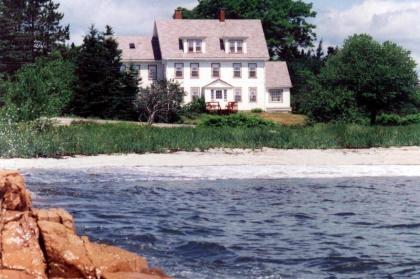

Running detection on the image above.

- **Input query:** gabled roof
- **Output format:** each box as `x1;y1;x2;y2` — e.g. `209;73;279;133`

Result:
155;19;270;60
115;36;161;61
265;62;292;88
203;79;234;88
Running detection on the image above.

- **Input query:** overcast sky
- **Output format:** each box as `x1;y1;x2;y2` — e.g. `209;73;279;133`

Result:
57;0;420;72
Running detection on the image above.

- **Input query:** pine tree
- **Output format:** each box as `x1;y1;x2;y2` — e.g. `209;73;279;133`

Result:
0;0;69;74
70;26;138;119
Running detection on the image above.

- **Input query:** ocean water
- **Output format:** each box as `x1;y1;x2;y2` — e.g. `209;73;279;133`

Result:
23;169;420;279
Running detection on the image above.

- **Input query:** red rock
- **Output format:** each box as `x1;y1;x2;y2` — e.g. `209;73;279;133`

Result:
37;220;96;278
0;171;32;211
0;171;171;279
34;208;75;233
0;270;36;279
1;213;47;278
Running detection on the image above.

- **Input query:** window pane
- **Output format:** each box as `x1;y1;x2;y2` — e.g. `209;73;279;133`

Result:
175;63;183;78
191;63;199;78
249;63;257;78
229;40;235;53
237;40;243;52
196;40;202;52
191;87;201;100
234;88;242;102
249;88;257;102
270;90;283;102
216;90;223;99
212;63;220;78
233;63;241;78
188;40;194;52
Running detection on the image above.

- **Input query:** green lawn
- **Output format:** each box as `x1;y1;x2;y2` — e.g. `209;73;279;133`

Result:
1;121;420;158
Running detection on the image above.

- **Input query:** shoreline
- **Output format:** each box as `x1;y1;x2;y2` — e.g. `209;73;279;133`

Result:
2;147;420;178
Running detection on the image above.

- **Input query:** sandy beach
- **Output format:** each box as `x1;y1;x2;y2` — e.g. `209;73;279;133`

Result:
1;147;420;178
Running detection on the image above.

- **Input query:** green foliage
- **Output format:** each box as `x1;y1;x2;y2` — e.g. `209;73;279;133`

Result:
1;54;74;121
305;34;419;124
251;108;263;113
136;80;185;124
0;0;69;74
199;113;275;128
181;97;207;118
69;26;139;120
376;113;420;126
180;0;317;60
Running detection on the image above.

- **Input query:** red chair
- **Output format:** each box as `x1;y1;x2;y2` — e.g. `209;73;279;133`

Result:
226;102;238;114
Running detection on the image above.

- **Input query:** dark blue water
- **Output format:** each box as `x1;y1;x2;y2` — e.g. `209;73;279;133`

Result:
23;170;420;278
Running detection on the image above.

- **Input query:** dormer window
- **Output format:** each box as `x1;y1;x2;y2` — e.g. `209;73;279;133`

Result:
229;40;244;53
187;39;203;53
129;43;135;49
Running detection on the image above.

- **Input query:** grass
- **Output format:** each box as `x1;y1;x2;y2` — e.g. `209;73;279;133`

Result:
1;121;420;158
180;112;307;126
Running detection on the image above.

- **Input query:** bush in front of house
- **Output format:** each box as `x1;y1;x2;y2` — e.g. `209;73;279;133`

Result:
251;108;263;113
181;97;206;118
199;113;275;128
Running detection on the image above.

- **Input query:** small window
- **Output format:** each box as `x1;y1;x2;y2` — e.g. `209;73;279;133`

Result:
175;63;184;79
249;87;257;103
191;87;201;100
148;65;157;80
190;63;199;78
211;63;220;78
249;63;257;78
234;88;242;102
120;65;127;72
211;90;215;100
269;89;284;103
223;90;227;100
129;43;135;49
188;40;194;52
233;63;242;78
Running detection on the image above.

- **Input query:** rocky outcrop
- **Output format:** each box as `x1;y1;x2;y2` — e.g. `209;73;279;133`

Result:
0;171;170;279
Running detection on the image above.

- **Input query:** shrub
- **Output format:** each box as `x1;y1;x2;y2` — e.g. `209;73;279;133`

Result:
199;113;275;128
181;97;206;117
251;108;263;113
377;113;420;126
1;54;74;122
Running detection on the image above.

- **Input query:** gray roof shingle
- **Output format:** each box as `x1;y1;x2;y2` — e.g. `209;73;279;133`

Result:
155;19;270;60
115;36;161;61
265;61;292;88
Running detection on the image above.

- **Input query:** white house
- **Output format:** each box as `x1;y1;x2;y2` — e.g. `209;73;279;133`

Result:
116;9;292;112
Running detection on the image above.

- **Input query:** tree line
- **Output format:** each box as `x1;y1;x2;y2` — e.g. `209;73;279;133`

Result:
0;0;418;125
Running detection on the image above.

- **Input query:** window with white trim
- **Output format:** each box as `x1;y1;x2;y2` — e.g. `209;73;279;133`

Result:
249;87;257;103
269;89;284;103
175;63;184;79
191;87;201;100
233;63;242;78
190;63;199;78
234;88;242;102
211;63;220;78
248;63;257;78
187;39;203;53
229;40;244;53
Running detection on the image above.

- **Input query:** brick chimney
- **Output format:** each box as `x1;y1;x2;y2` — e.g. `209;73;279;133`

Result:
174;8;183;20
219;8;226;22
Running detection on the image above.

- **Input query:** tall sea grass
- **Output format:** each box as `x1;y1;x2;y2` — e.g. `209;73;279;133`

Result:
0;122;419;158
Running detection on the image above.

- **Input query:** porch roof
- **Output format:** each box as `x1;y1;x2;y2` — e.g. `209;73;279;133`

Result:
203;79;234;88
